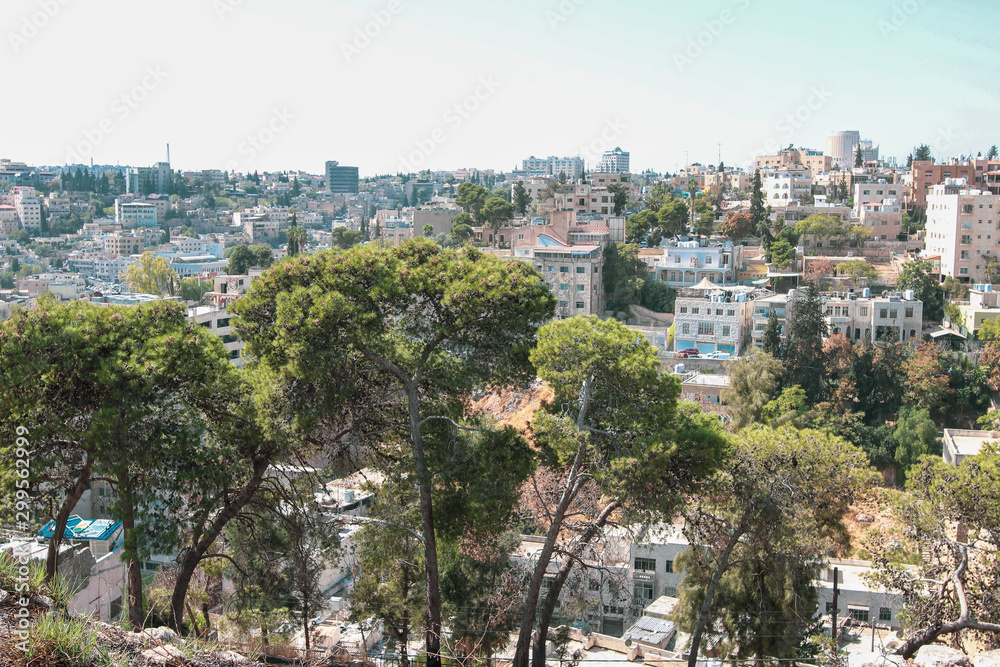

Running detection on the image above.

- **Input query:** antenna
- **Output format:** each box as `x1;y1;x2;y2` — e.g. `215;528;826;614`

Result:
718;142;722;165
166;143;170;165
684;150;690;167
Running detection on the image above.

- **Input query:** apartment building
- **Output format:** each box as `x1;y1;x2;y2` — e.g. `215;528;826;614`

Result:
853;181;904;217
924;179;1000;283
703;169;752;192
822;290;923;343
954;284;1000;336
514;240;604;318
647;239;743;287
673;288;755;355
755;147;832;174
235;205;288;242
187;306;244;368
114;199;158;228
0;204;19;238
750;292;798;348
521;155;585;179
125;162;172;194
763;167;812;205
911;159;1000;208
103;231;146;258
9;186;41;231
325;160;359;194
554;182;617;215
377;216;415;245
858;199;903;240
600;147;630;173
412;207;458;237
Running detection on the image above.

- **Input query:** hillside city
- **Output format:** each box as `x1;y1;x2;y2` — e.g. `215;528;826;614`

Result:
2;134;1000;667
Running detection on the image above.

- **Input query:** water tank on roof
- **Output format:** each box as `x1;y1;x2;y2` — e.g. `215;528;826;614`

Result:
343;489;355;504
674;363;686;374
988;284;994;292
863;288;871;298
904;289;915;301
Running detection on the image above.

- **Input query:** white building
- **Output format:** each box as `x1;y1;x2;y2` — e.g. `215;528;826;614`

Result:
115;199;158;228
942;429;999;466
11;186;41;231
187;305;244;367
600;147;630;173
924;179;1000;283
521;155;585;179
673;288;755;356
764;167;813;205
235;205;288;242
647;239;743;288
826;130;861;170
853;180;903;218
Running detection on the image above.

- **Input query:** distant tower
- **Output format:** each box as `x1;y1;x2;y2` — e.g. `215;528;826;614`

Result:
826;131;860;170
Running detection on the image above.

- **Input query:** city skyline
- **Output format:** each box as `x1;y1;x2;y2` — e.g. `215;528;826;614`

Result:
3;0;998;175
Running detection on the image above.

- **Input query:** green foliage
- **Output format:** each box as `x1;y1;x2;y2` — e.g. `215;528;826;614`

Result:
893;407;940;485
640;279;676;313
835;259;877;285
332;226;364;249
897;260;944;321
606;182;628;216
769;237;794;269
456;182;489;223
762;308;782;358
718;210;754;240
512;180;531;216
723;352;784;430
750;168;769;243
15;613;117;667
179;277;212;302
625;209;658;244
227;244;273;274
657;198;689;238
481;196;514;238
760;385;810;426
783;284;828;403
124;251;178;295
602;242;648;312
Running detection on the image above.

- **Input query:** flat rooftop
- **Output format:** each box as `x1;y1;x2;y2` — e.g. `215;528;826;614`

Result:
944;429;1000;457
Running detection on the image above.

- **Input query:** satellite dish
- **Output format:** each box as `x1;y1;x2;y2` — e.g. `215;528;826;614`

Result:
624;638;632;647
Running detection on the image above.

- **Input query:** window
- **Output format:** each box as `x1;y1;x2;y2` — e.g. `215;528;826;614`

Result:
577;284;584;291
634;557;656;571
860;307;868;317
217;317;231;328
698;322;714;335
826;602;836;613
889;309;898;319
716;309;724;316
692;307;700;314
664;560;674;573
633;582;654;603
575;301;585;309
674;255;681;263
880;309;888;318
727;310;735;316
963;204;974;214
962;235;972;245
560;284;569;290
228;349;240;360
576;267;585;274
560;266;569;273
679;306;688;314
558;300;568;307
722;325;730;337
905;307;914;318
199;321;211;328
547;266;554;272
849;607;870;623
681;324;690;334
590;580;601;591
879;607;892;622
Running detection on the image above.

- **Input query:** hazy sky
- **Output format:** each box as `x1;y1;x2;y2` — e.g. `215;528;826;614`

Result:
3;0;998;176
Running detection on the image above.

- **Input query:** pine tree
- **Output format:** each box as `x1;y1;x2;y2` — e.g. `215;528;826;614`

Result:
783;283;828;403
762;308;782;358
750;168;770;249
855;145;864;168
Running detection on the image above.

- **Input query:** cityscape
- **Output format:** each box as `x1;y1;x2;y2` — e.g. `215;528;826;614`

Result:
1;2;1000;667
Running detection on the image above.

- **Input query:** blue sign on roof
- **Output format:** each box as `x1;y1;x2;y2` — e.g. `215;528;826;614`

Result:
37;515;123;542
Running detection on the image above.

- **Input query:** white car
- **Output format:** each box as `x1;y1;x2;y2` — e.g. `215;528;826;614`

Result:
702;351;732;360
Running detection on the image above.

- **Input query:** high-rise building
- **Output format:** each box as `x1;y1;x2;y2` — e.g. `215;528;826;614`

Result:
600;147;630;173
520;155;585;179
125;162;172;194
11;186;41;231
325;161;359;194
859;139;879;164
826;131;860;170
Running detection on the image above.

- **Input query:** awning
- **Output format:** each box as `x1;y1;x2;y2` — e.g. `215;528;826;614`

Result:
691;277;721;291
928;327;966;339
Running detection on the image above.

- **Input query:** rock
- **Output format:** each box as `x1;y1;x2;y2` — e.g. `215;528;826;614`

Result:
30;594;54;608
215;650;254;665
853;651;907;667
141;644;188;665
914;645;971;667
856;513;875;523
973;650;1000;667
0;590;8;605
143;626;181;645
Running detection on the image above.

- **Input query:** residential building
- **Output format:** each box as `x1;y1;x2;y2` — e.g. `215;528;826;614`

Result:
954;284;1000;336
325;160;359;194
815;559;907;631
822;290;923;343
187;305;244;367
763;167;812;205
750;291;798;348
514;239;604;318
114;199;158;228
206;269;265;308
521;155;585;179
600;147;630;173
235;205;288;242
125;162;172;194
923;179;1000;283
858;199;904;240
910;158;1000;208
703;169;752;192
554;182;617;215
0;204;19;237
679;372;731;410
673;288;755;355
648;239;743;287
826;131;861;170
853;181;904;218
755;147;832;174
11;186;41;231
103;231;146;258
942;429;999;466
378;216;414;245
859;139;879;164
412;207;458;237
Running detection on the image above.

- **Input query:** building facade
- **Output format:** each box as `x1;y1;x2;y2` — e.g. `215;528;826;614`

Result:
600;147;630;173
673;290;754;355
325;160;359;194
924;179;1000;283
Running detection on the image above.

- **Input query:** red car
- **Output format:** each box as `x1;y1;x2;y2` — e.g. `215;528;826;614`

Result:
676;348;700;358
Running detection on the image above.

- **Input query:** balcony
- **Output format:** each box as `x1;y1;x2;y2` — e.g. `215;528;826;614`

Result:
632;571;654;582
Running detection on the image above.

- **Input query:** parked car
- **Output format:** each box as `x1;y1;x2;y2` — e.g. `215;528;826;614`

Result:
702;351;732;360
676;348;700;358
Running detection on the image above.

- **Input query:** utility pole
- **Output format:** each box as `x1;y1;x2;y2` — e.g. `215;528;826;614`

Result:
831;567;839;643
717;142;722;167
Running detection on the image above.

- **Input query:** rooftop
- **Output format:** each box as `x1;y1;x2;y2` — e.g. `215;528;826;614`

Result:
944;429;1000;457
37;515;122;542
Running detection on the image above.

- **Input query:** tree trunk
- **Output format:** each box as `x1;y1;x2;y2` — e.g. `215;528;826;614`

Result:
169;456;270;631
687;514;748;667
513;444;587;667
45;459;92;582
531;500;620;667
121;483;144;631
408;382;443;667
400;561;411;667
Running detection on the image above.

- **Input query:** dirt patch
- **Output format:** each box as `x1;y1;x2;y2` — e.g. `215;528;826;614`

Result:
470;380;554;437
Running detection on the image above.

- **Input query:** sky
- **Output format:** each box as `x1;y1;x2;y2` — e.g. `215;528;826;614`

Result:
2;0;998;177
